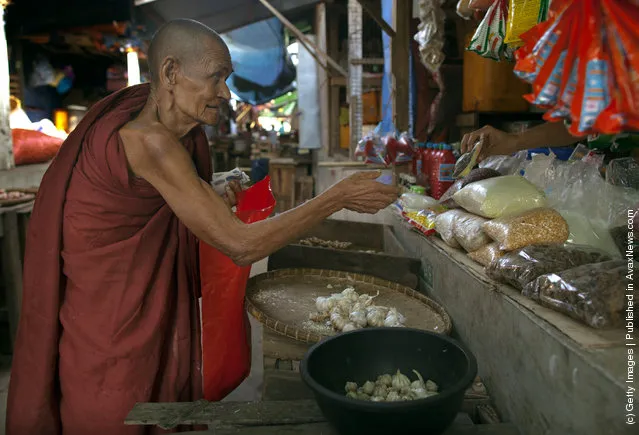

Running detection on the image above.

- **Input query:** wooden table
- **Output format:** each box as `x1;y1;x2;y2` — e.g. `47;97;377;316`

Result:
0;201;33;351
126;328;518;434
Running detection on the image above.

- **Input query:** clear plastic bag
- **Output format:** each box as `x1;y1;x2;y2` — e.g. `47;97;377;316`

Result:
452;212;491;252
479;151;528;175
434;210;465;248
399;193;440;212
487;244;611;290
438;168;502;209
453;175;547;219
523;260;630;329
438;179;464;209
468;242;505;266
482;207;569;251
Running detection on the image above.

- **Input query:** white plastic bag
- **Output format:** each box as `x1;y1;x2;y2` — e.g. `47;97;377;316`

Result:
453;175;547;218
434;210;465;248
399;193;440;212
452;211;491;252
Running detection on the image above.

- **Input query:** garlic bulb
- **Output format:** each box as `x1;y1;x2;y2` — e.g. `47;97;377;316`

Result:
357;290;379;307
335;297;354;314
391;369;410;390
365;306;388;327
401;394;414;401
411;369;425;389
342;322;358;332
426;380;439;392
315;296;334;312
386;391;401;402
356;392;371;401
362;381;375;395
376;374;392;387
384;308;405;327
346;391;358;400
330;311;347;331
371;396;384;402
372;384;388;399
411;386;429;399
345;382;358;393
341;287;359;302
349;303;367;328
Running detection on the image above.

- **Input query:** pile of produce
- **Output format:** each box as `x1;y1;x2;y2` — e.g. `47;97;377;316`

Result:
299;237;353;250
0;189;31;201
344;369;439;402
310;287;406;333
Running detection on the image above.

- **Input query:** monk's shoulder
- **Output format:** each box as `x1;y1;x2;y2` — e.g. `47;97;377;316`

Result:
120;121;179;168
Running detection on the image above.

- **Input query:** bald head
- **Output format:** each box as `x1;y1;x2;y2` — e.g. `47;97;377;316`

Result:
147;19;230;87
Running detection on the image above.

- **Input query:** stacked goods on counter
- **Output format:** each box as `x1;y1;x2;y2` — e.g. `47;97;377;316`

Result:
396;152;636;330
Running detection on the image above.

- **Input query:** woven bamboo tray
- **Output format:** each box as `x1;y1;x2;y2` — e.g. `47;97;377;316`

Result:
246;268;452;344
0;189;35;207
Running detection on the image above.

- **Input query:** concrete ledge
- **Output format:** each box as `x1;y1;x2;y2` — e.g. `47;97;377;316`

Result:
391;217;632;435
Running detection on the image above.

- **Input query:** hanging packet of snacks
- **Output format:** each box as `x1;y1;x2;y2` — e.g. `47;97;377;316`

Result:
385;132;416;165
467;0;515;61
355;125;389;166
514;0;639;136
504;0;550;48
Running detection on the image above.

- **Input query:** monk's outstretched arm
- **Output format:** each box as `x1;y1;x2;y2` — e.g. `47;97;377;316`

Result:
123;128;397;266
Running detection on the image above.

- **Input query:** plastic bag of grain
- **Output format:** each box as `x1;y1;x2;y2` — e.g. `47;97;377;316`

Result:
452;211;492;252
468;243;505;266
434;210;465;248
523;260;629;329
452;175;546;219
487;244;611;291
482;207;569;251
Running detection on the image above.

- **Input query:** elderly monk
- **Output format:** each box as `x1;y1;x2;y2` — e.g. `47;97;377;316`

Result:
7;19;398;435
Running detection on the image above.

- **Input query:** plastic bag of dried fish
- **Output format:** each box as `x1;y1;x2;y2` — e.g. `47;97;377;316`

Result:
468;242;504;267
482;208;569;251
452;211;492;252
487;244;611;291
523;260;630;329
434;209;465;248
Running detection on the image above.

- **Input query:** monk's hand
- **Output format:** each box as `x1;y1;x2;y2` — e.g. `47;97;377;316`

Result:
222;180;243;208
332;171;400;214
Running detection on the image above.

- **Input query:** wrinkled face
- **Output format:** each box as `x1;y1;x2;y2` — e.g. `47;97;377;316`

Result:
172;38;233;126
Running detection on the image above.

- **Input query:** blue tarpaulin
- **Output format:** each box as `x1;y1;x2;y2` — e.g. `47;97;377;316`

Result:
380;0;416;136
222;18;296;105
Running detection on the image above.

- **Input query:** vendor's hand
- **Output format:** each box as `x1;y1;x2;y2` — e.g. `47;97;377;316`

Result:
461;125;519;160
222;180;243;208
332;171;400;214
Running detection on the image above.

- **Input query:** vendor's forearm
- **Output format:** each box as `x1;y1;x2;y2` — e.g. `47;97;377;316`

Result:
514;121;585;150
222;190;342;266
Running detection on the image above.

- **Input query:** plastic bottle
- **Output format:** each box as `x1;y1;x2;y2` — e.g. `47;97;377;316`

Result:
425;143;438;192
430;144;456;200
412;143;423;178
421;143;433;188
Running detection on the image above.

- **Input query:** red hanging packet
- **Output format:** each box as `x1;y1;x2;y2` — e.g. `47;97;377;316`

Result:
199;177;276;401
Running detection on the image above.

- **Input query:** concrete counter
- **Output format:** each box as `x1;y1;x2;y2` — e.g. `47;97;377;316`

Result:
390;215;631;435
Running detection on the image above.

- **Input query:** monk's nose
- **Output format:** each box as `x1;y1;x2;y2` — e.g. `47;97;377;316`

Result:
219;81;232;101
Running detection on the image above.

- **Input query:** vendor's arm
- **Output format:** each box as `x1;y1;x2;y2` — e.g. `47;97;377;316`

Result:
461;121;586;159
122;126;398;266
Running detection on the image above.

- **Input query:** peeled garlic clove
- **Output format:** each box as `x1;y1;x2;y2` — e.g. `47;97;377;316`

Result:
391;369;411;390
376;374;392;387
345;382;358;393
362;380;375;395
426;380;439;392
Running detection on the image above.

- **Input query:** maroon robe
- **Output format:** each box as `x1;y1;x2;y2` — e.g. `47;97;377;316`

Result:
7;83;210;435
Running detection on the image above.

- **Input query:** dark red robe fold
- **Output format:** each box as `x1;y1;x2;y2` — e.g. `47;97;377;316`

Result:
7;84;211;435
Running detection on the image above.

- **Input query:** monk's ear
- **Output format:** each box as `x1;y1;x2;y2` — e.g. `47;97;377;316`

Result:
159;56;180;89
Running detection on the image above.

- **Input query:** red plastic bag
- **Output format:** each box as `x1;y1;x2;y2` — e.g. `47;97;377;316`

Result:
12;128;64;166
199;176;276;401
469;0;496;11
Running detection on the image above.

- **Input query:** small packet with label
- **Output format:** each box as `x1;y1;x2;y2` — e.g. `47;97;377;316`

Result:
211;168;251;197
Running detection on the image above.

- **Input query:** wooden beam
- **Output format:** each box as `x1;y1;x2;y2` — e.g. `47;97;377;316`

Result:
257;0;348;77
316;3;330;160
350;58;385;65
357;0;396;37
391;0;411;132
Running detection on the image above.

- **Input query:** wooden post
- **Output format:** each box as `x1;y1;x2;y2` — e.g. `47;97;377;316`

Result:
0;5;14;170
327;5;341;156
391;0;411;133
316;3;330;161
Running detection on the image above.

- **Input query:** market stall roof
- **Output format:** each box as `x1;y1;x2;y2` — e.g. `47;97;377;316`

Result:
134;0;321;35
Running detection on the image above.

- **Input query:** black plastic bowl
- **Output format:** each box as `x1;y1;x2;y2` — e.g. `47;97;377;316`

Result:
300;327;477;435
